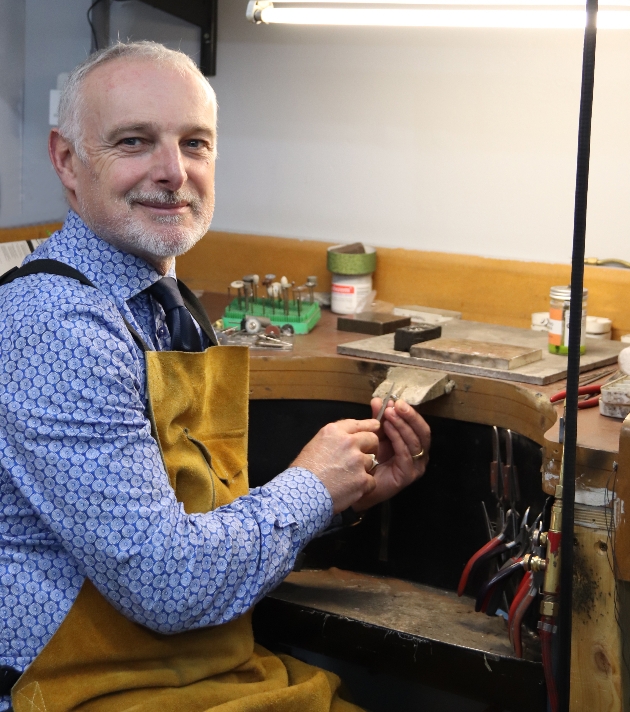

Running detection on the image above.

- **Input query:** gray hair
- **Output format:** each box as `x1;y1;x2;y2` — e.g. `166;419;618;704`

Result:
57;41;217;161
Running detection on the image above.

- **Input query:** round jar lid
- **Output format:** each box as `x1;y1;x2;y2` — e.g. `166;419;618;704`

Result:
327;244;377;275
550;285;588;300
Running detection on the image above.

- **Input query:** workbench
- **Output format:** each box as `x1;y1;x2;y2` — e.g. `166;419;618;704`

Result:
200;293;626;712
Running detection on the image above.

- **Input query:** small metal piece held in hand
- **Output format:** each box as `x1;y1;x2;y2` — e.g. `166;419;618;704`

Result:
368;454;379;472
376;383;397;422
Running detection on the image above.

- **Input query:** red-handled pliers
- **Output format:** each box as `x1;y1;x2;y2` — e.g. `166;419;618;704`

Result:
457;512;513;597
550;383;601;409
507;570;544;658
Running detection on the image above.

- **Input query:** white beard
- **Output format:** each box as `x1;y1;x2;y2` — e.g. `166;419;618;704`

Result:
78;188;214;260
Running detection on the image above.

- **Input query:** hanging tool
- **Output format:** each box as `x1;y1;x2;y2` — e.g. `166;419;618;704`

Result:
507;522;547;658
457;512;514;597
503;430;521;508
473;508;533;612
490;426;505;534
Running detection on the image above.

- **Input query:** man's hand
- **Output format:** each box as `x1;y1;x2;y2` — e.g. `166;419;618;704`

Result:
353;398;430;512
291;419;381;514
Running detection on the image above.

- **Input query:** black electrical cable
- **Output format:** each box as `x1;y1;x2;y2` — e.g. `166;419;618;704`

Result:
87;0;126;53
87;0;104;52
557;0;598;709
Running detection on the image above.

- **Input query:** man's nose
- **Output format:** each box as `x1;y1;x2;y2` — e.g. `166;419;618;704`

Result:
149;142;187;190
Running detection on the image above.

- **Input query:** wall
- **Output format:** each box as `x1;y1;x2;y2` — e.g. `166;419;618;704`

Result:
0;1;25;227
2;1;630;266
210;3;630;264
109;0;199;58
22;0;94;225
0;0;93;227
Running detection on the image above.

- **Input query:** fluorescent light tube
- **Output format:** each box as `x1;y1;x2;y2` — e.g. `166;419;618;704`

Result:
247;1;630;28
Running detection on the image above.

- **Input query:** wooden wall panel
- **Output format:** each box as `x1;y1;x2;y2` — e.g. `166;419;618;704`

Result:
4;223;630;340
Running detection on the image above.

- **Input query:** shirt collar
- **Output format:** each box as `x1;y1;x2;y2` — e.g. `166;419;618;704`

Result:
25;211;175;305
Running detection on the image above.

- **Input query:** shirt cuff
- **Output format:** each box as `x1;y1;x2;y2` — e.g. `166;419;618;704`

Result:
257;466;334;548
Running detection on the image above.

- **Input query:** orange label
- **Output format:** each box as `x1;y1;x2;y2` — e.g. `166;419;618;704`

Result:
548;333;562;346
332;284;354;294
549;307;564;321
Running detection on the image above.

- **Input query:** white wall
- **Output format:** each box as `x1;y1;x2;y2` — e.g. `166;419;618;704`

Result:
210;3;630;264
22;0;94;225
2;0;630;265
0;1;25;227
0;0;93;227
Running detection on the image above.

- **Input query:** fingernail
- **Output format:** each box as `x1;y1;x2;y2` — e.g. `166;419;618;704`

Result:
398;401;409;413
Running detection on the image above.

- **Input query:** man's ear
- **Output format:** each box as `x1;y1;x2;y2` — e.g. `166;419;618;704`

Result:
49;129;80;195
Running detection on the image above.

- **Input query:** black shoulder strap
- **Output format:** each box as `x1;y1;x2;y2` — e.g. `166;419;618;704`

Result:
177;279;218;347
0;259;97;289
0;260;149;353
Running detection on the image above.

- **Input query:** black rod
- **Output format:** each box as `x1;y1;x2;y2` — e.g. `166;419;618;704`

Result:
557;0;598;709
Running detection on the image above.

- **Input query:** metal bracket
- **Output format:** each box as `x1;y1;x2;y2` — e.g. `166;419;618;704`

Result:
138;0;218;76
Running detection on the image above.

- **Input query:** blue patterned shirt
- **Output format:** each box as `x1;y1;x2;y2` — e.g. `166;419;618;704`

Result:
0;211;333;699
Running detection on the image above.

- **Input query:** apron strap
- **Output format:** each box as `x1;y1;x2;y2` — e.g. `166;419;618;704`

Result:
0;260;150;353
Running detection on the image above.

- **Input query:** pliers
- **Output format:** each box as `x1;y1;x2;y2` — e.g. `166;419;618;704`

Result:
474;508;533;613
507;567;545;657
491;426;520;521
506;521;546;657
550;383;602;409
457;511;515;597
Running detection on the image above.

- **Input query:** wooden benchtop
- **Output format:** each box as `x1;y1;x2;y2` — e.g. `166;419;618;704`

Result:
199;290;622;469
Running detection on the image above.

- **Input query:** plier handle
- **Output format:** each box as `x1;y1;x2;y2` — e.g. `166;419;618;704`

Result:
507;569;545;658
475;557;525;612
457;510;515;597
550;383;601;409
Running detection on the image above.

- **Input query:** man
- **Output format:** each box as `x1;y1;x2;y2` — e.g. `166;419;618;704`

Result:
0;42;430;712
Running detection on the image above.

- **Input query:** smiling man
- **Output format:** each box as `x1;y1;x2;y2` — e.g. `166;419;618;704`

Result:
0;42;430;712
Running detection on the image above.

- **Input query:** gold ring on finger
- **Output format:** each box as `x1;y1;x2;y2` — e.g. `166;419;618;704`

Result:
411;447;424;461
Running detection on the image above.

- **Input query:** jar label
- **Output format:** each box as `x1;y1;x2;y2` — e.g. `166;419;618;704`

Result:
548;318;563;346
331;284;355;295
548;306;586;348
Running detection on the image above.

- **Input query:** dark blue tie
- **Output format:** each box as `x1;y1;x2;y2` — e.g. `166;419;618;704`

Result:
147;277;202;352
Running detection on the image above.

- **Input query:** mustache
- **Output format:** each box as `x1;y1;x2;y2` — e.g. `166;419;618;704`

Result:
125;190;203;211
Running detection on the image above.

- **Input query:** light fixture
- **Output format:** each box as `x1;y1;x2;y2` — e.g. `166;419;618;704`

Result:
246;0;630;29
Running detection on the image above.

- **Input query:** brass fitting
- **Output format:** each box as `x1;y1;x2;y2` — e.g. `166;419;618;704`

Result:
524;554;548;573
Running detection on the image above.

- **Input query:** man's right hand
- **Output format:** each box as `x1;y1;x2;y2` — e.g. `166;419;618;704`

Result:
291;419;380;514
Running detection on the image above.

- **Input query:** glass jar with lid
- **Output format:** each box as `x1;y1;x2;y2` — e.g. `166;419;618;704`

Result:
548;285;588;355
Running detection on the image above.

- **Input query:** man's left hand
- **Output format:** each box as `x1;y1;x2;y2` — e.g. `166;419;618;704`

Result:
353;398;431;511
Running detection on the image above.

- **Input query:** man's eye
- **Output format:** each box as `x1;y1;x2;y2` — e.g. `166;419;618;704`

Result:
120;137;141;146
185;139;208;149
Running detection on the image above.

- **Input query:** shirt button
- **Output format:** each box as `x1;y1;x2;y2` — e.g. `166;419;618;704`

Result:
157;326;167;337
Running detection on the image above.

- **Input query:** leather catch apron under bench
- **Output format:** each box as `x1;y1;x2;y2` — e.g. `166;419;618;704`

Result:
0;260;362;712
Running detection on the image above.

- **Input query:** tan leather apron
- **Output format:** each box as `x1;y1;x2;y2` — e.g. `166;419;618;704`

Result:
11;344;361;712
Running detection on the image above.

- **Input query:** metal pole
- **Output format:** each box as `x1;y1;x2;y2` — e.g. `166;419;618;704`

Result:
557;0;598;708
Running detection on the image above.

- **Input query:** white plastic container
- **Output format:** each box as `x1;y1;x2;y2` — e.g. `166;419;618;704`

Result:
331;273;373;315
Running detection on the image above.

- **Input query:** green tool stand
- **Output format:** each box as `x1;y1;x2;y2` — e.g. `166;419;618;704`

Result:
223;298;321;335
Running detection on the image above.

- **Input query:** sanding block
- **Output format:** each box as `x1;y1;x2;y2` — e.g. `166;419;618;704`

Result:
337;312;411;336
